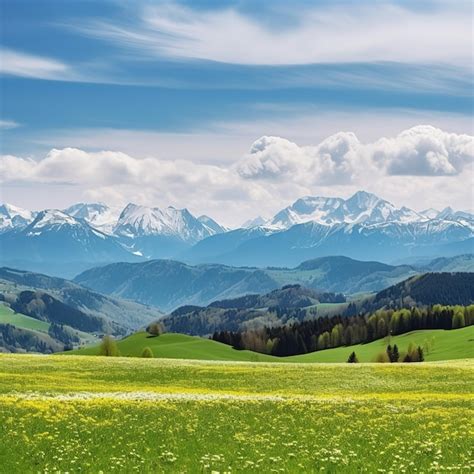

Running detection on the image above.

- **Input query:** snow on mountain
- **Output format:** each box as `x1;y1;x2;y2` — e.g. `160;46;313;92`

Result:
435;207;474;229
0;203;36;233
242;216;268;228
63;202;121;234
198;215;228;234
420;208;440;219
25;209;102;236
114;203;223;243
269;191;425;229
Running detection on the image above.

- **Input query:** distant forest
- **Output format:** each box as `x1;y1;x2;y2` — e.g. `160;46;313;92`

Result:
212;305;474;357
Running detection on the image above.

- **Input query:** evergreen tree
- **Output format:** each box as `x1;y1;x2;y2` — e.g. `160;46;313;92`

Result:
392;344;399;362
347;351;358;363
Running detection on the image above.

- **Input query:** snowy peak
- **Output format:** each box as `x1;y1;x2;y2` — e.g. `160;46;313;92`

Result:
27;209;83;232
269;191;426;229
63;202;121;234
0;203;36;233
114;203;223;243
242;216;268;228
198;215;228;234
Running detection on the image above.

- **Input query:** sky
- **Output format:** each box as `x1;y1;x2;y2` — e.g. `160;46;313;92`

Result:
0;0;473;226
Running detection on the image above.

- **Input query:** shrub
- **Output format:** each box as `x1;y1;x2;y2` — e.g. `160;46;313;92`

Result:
141;347;154;358
374;351;390;363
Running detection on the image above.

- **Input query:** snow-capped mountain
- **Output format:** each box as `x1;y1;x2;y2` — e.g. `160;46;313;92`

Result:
198;215;228;234
269;191;425;229
114;203;222;243
242;216;268;228
1;192;472;275
63;203;121;234
0;203;36;233
0;209;137;277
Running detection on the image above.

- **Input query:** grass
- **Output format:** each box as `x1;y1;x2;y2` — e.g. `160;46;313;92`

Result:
0;354;472;472
286;325;474;363
69;332;277;361
67;326;474;363
0;303;50;333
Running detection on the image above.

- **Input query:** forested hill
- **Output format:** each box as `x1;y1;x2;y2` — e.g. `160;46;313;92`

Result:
208;285;344;310
161;285;344;335
371;272;474;308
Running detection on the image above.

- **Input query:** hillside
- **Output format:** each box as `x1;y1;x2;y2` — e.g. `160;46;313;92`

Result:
67;326;474;362
74;255;472;312
0;267;162;331
371;272;474;308
160;285;343;335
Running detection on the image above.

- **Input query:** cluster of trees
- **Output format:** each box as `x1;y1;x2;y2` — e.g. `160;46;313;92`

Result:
0;323;60;353
147;322;164;336
348;343;424;364
212;304;474;357
48;323;79;347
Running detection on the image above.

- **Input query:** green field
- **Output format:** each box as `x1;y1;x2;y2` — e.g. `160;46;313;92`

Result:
68;326;474;362
0;354;472;472
0;303;50;333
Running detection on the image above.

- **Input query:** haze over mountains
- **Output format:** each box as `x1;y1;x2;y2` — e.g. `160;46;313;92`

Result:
0;191;472;277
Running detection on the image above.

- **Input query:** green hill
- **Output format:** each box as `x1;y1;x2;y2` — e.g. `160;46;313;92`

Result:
67;326;474;362
287;326;474;362
68;332;276;362
0;304;50;333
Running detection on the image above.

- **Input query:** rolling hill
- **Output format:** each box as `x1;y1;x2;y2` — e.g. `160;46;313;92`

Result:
66;326;474;362
0;267;162;331
370;272;474;308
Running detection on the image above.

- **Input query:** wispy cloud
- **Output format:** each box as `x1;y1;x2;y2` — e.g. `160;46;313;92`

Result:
0;48;71;80
78;2;473;66
0;119;20;130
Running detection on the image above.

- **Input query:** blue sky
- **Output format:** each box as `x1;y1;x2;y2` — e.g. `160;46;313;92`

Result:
0;0;473;224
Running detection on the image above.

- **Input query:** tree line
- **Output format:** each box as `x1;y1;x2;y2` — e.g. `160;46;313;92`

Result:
212;304;474;357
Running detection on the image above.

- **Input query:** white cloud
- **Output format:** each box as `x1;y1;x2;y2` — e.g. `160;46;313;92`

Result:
0;120;20;130
370;126;473;176
0;48;70;80
80;2;473;66
1;126;473;226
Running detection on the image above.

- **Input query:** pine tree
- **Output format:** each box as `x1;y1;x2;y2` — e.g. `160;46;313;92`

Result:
347;351;358;363
417;346;424;362
392;344;399;363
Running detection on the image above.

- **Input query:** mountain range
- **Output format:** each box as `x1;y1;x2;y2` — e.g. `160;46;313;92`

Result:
158;272;474;336
74;254;474;312
1;191;472;276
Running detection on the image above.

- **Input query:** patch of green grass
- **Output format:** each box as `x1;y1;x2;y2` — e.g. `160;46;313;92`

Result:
69;332;276;361
67;326;474;363
288;326;474;363
0;303;50;333
0;355;472;472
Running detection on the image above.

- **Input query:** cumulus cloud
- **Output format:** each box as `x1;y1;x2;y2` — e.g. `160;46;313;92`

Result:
1;126;473;226
371;126;474;176
237;125;472;185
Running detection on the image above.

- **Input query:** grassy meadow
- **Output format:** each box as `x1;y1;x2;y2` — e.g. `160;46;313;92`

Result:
68;326;474;362
0;304;50;333
0;354;473;472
